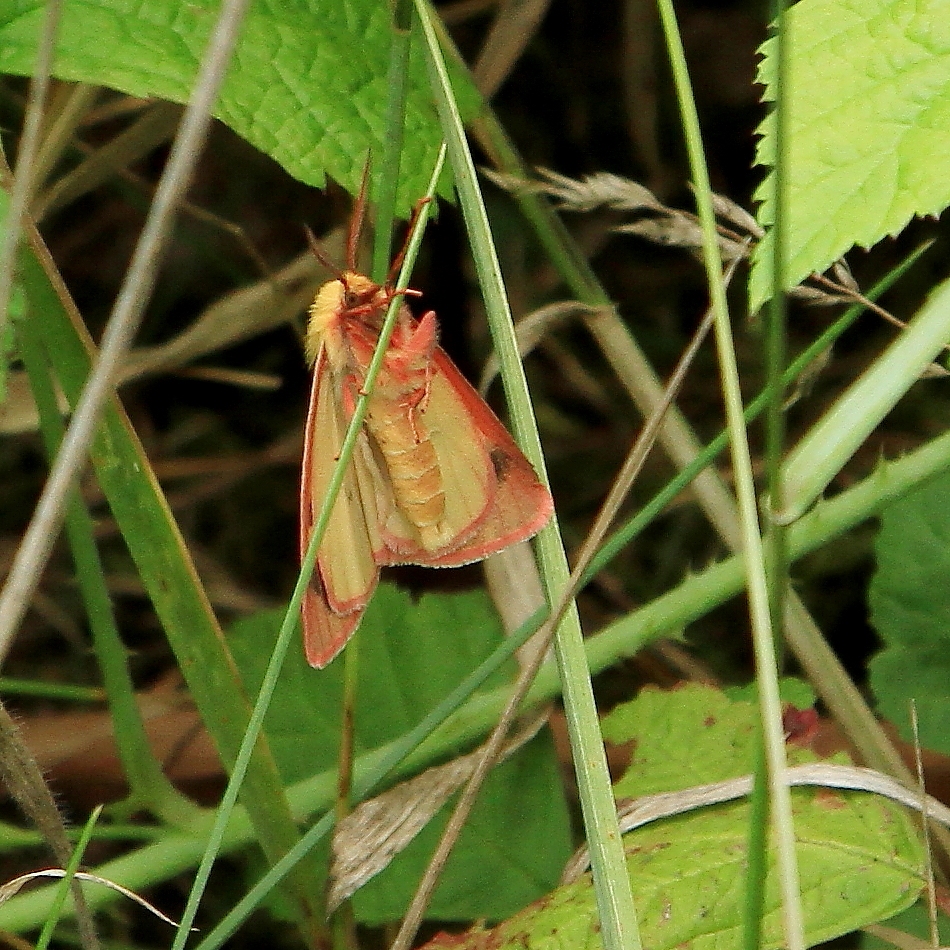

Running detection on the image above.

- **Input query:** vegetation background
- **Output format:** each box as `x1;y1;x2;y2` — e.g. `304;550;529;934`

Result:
1;0;950;948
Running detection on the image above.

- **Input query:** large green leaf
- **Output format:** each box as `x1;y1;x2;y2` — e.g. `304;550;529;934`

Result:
869;468;950;752
751;0;950;307
229;583;572;923
419;685;924;950
0;0;474;208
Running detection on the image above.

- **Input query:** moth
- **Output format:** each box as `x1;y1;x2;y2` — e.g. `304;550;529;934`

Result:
299;205;553;668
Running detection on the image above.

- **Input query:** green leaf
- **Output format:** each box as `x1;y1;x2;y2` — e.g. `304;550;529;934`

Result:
604;685;760;797
0;0;474;209
228;583;572;923
751;0;950;308
419;685;924;950
543;794;918;950
859;901;950;950
726;678;815;712
868;468;950;752
604;682;822;800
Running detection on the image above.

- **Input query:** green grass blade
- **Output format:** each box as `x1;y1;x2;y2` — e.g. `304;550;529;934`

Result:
34;806;102;950
16;304;205;829
15;221;324;925
413;6;641;950
656;3;803;946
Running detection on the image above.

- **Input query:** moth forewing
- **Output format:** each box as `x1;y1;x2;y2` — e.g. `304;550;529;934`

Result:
312;379;379;610
300;359;377;667
392;349;552;566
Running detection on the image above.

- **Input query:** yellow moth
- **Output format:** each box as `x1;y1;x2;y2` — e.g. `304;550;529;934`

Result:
300;201;552;668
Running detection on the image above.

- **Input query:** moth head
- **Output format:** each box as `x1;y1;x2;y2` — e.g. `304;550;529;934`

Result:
306;272;388;364
339;272;387;314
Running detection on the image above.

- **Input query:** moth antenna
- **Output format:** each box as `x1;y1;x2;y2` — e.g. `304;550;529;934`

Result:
386;196;432;286
304;226;342;279
347;155;373;272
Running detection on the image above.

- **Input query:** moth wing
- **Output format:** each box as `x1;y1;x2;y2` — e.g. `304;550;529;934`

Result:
375;356;496;560
378;348;553;567
428;350;553;565
300;352;385;668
